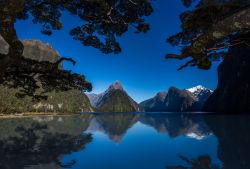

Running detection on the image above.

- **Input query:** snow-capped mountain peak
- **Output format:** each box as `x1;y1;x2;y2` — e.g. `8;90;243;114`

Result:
186;85;213;105
187;85;207;93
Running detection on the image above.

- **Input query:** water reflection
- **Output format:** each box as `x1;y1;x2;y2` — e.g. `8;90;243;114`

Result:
87;113;139;143
140;114;211;139
167;155;220;169
0;113;249;169
205;115;250;169
0;115;92;169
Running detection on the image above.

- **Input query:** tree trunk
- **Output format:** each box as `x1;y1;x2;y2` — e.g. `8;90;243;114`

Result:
0;10;24;76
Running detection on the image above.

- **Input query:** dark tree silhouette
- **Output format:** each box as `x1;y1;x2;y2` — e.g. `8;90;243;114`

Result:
167;0;250;70
0;0;153;99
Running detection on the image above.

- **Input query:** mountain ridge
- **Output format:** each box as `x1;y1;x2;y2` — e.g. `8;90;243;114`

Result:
140;85;213;112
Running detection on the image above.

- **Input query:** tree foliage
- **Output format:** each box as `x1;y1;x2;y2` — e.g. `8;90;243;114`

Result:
0;0;153;98
167;0;250;70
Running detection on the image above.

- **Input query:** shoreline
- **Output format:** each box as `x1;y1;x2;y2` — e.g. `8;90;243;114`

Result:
0;112;80;119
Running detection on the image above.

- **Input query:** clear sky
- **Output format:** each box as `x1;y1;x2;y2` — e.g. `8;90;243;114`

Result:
15;0;219;102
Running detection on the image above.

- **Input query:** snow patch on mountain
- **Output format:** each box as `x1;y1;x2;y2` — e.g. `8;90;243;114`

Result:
187;85;213;93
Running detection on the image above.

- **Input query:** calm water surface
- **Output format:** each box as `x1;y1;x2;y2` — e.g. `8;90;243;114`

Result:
0;113;249;169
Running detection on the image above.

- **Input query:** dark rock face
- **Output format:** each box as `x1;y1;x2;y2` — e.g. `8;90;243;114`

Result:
164;87;199;112
139;91;167;112
203;48;250;113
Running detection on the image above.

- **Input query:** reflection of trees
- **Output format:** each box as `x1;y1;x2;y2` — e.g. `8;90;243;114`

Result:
166;155;220;169
0;116;93;169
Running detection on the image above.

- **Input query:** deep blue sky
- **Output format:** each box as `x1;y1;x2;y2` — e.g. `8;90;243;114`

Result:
15;0;219;102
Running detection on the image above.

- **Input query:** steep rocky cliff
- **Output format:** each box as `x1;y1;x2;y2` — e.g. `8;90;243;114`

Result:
164;87;199;112
203;48;250;113
140;92;167;112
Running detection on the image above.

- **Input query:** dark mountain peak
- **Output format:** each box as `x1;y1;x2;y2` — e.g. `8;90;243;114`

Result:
165;87;198;112
108;80;124;91
155;91;167;101
87;80;141;112
168;86;179;91
139;91;167;112
156;91;167;97
168;86;193;97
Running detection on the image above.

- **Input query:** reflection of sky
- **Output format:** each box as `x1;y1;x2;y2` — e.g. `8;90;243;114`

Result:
62;122;221;169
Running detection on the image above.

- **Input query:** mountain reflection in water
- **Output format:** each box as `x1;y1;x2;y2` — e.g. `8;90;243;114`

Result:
0;113;249;169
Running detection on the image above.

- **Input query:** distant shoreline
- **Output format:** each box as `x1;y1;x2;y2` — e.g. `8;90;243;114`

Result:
0;112;80;119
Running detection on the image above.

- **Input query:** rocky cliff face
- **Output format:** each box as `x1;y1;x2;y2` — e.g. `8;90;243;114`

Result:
0;38;93;113
87;81;142;112
22;40;60;63
164;87;199;112
140;92;167;112
203;48;250;113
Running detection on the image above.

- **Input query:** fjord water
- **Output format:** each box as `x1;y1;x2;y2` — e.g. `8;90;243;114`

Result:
0;113;249;169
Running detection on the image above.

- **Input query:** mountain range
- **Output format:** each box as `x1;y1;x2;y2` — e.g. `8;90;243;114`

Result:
140;85;213;112
87;81;213;112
